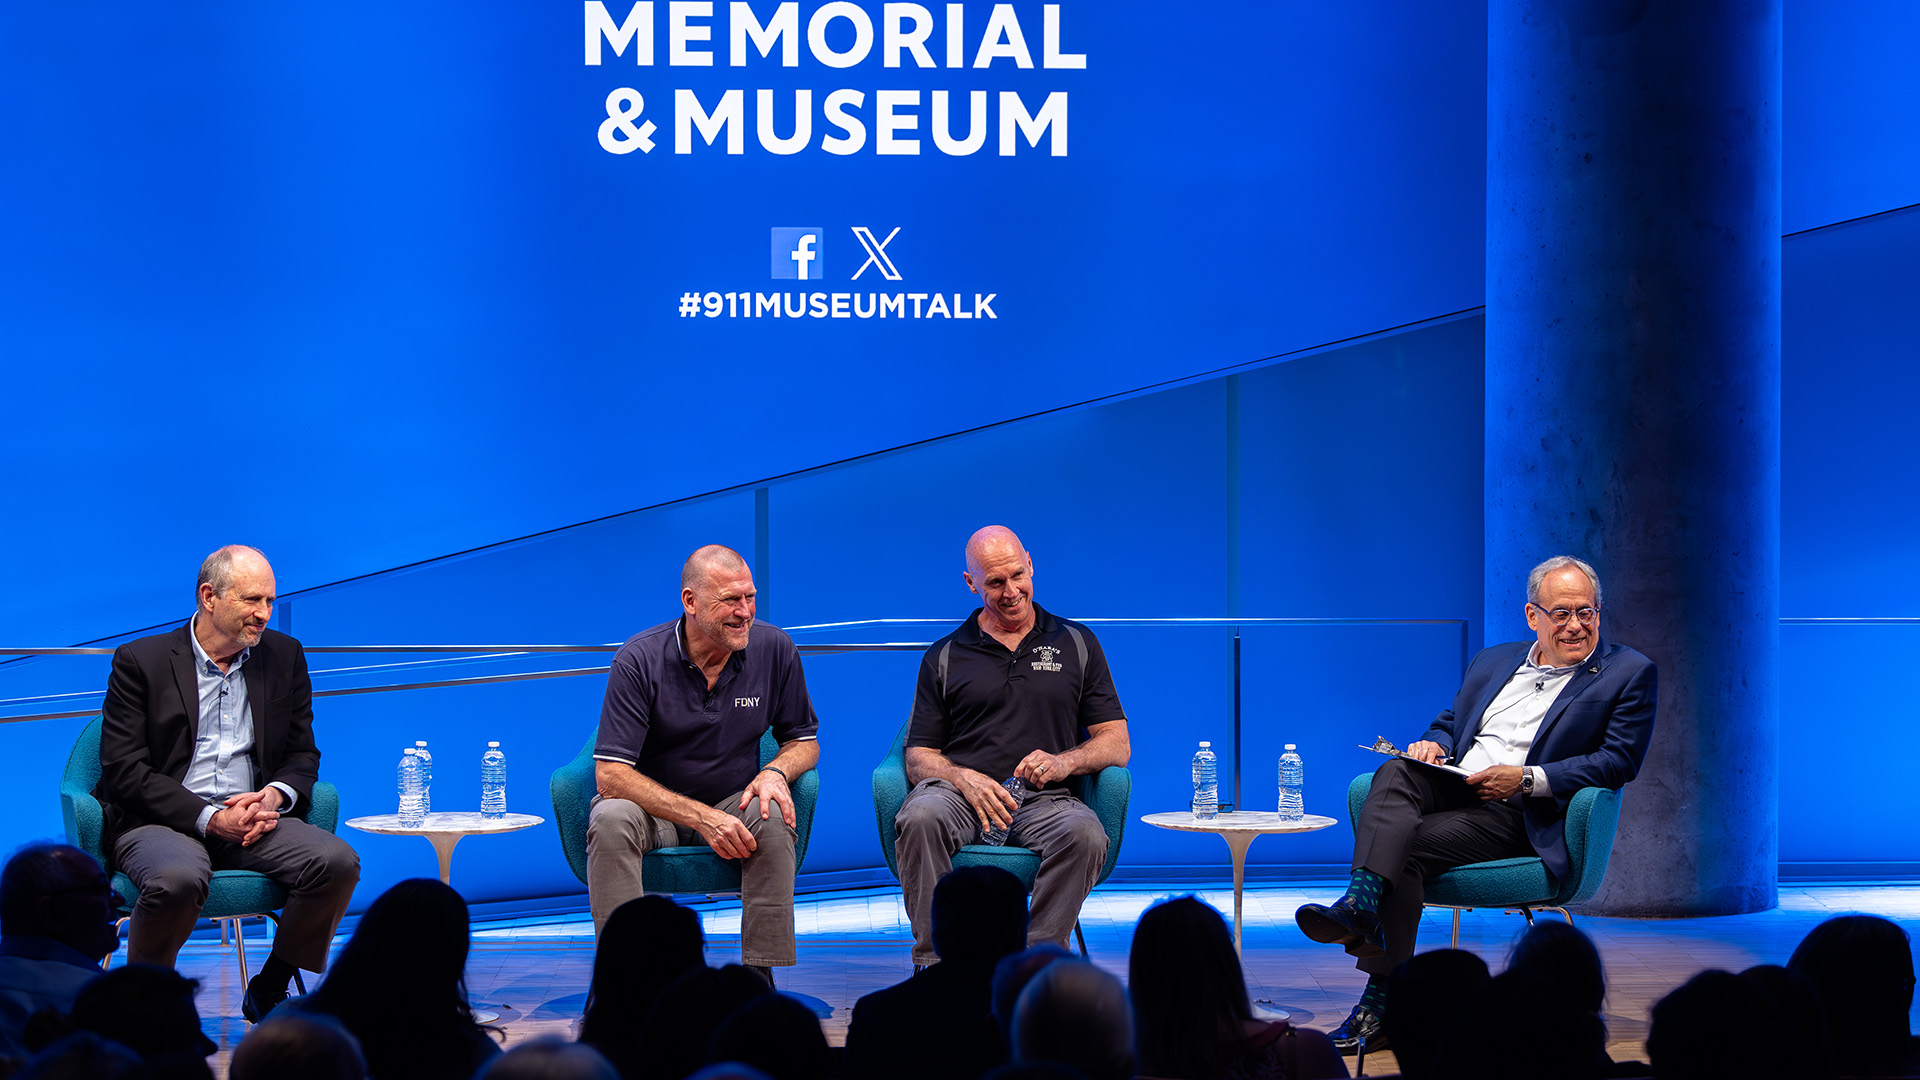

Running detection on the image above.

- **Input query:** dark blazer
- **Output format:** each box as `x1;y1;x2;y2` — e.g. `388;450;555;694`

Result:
844;960;1008;1080
1419;638;1656;880
96;622;320;850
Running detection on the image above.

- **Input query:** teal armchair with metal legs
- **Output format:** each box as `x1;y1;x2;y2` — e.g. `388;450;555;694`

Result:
60;715;338;988
871;720;1130;956
549;728;818;896
1344;770;1623;948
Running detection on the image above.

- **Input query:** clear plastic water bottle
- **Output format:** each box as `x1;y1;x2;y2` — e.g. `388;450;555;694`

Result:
979;776;1027;845
480;742;507;818
398;748;426;826
1278;743;1305;822
413;740;433;815
1191;741;1219;820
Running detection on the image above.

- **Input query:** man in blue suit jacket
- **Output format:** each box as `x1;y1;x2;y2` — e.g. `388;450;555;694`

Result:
1296;556;1657;1054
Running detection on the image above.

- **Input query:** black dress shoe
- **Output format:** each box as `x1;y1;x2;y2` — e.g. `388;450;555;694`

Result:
241;977;289;1024
1294;897;1386;959
1330;1004;1388;1055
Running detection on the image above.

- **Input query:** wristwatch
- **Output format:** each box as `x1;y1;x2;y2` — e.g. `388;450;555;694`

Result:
1520;769;1535;796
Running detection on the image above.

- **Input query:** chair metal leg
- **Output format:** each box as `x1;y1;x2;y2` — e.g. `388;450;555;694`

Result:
1074;920;1089;958
230;916;250;988
104;916;131;971
1450;908;1464;948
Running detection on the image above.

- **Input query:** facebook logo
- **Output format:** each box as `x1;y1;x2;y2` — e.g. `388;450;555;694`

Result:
770;227;824;280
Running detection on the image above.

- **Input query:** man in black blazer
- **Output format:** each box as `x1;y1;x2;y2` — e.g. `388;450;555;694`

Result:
1295;556;1657;1053
98;545;358;1021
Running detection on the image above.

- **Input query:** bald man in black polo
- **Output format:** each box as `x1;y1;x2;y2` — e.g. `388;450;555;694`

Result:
894;526;1131;967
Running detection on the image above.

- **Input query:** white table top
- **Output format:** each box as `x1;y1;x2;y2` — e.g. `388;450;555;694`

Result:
345;812;545;836
1140;811;1338;835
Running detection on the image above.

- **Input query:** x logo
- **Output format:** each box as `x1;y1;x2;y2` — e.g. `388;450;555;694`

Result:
850;226;903;281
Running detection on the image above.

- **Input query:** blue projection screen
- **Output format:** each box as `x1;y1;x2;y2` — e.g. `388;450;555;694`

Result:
0;1;1485;642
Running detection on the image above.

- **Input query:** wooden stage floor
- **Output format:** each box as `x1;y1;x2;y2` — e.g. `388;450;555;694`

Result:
174;878;1920;1078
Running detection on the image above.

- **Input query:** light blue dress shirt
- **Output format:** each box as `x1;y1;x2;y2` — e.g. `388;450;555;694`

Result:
186;616;298;836
1455;641;1599;797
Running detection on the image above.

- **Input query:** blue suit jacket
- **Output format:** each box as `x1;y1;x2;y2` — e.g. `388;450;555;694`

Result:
1419;638;1656;880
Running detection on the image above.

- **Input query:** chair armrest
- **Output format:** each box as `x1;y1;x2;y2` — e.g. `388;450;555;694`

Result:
1557;785;1623;906
1075;765;1131;887
308;781;341;834
790;765;820;872
60;784;107;865
1346;773;1374;835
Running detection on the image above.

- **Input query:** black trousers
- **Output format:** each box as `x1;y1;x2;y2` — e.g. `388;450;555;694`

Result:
1350;759;1534;976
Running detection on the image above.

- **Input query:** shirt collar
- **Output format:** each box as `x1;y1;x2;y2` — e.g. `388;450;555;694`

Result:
188;614;249;675
1526;637;1598;672
674;615;745;672
957;603;1057;645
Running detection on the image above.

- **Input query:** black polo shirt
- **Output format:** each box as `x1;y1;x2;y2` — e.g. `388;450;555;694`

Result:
595;617;819;804
906;604;1126;787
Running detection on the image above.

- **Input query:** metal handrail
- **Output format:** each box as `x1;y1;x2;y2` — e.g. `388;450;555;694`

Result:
0;617;1473;725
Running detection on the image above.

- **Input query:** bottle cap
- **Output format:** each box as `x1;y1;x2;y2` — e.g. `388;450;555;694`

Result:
416;740;428;747
488;741;501;747
1284;743;1296;750
1198;741;1211;747
403;748;415;755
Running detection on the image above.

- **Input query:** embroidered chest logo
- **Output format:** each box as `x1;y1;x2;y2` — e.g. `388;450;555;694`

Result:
734;697;762;707
1030;645;1063;673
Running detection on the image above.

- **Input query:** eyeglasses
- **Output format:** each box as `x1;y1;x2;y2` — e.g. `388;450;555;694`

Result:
1530;603;1599;626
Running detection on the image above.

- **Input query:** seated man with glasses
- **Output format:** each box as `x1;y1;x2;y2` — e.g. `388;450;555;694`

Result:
1294;555;1656;1055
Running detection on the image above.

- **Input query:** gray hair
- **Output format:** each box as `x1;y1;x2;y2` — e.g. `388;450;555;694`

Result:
475;1038;619;1080
197;545;266;599
1012;960;1135;1080
1527;556;1602;607
680;545;749;592
230;1014;367;1080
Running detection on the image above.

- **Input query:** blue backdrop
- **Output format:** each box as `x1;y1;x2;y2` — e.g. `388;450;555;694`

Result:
2;0;1918;906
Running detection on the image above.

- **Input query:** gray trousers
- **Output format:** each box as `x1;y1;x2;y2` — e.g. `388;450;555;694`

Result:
894;778;1107;965
586;790;798;966
114;818;360;973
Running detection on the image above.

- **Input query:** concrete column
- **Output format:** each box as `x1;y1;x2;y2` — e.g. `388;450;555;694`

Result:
1485;1;1780;915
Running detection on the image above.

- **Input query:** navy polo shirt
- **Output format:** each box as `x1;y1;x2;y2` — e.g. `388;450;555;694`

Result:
906;603;1126;787
595;617;819;804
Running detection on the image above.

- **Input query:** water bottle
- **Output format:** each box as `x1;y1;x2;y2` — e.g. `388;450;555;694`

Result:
1278;744;1305;822
1191;741;1219;820
397;748;426;826
481;742;507;818
979;776;1027;846
413;740;433;815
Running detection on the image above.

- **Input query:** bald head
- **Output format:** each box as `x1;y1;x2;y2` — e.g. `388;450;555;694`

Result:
198;545;270;600
681;545;749;592
964;526;1036;638
964;526;1026;578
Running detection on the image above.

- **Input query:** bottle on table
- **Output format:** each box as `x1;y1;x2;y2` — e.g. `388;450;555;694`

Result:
398;748;426;827
980;776;1028;846
413;740;433;814
1191;741;1219;820
481;741;507;818
1278;743;1305;822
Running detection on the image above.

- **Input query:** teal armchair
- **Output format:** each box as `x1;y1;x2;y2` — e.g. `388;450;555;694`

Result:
60;715;339;987
871;720;1130;956
1345;770;1623;948
549;729;818;896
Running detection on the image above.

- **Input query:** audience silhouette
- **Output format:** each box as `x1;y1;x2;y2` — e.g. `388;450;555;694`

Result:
580;896;708;1079
281;878;498;1080
846;866;1029;1080
1130;896;1345;1080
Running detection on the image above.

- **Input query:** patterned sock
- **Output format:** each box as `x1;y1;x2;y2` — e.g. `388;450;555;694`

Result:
1359;976;1388;1014
1341;867;1387;913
